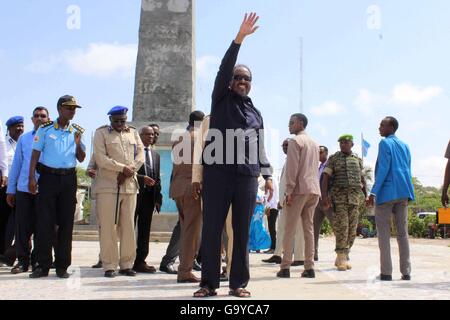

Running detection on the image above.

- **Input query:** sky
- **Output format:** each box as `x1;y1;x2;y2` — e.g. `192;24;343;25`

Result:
0;0;449;187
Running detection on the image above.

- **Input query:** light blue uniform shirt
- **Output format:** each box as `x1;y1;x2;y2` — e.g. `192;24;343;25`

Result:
32;121;85;169
7;130;40;194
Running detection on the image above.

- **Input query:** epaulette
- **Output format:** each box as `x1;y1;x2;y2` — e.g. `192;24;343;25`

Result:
127;125;136;129
40;121;54;128
71;123;85;134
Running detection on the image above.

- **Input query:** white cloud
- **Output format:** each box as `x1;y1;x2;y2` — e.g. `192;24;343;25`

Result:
196;55;220;80
390;83;443;106
353;88;384;116
413;156;446;187
309;100;346;116
25;43;137;78
24;55;63;73
64;43;137;78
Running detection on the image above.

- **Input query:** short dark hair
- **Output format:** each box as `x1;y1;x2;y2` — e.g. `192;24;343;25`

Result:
189;111;205;127
149;123;159;128
291;113;308;128
233;64;252;78
385;116;399;132
319;145;328;153
33;106;49;116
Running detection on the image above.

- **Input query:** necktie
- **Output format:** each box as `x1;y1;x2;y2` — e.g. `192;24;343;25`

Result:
144;148;154;178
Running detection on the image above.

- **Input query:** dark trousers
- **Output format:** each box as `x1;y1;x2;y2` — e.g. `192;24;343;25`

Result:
313;200;334;257
267;209;279;250
134;189;155;265
15;191;37;266
200;166;257;290
0;186;14;255
36;172;76;270
160;220;180;267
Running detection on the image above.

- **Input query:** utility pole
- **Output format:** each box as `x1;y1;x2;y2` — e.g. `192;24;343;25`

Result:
299;37;303;113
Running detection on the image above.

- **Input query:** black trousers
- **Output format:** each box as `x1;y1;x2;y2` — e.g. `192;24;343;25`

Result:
134;188;156;264
15;191;38;266
36;172;77;270
200;166;257;290
160;220;180;267
268;209;279;250
0;186;14;255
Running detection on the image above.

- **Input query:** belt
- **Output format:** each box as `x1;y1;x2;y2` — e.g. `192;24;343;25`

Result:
37;163;76;176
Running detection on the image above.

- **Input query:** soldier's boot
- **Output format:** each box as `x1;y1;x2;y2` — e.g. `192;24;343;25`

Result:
346;253;351;269
336;253;347;271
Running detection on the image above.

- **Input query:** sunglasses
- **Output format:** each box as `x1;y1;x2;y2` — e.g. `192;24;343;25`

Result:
112;120;127;124
233;75;252;82
33;114;48;119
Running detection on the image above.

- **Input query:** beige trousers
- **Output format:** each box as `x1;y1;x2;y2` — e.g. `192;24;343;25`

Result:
281;194;319;270
97;193;137;271
175;185;203;279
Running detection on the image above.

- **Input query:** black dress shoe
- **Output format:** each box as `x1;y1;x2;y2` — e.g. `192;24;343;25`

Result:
291;260;304;266
314;255;319;262
192;260;202;271
133;263;156;273
276;269;290;278
160;264;177;274
119;268;137;276
301;269;315;278
379;274;392;281
29;267;49;278
11;263;29;274
401;275;411;281
104;270;116;278
91;261;103;269
56;268;70;278
262;255;282;264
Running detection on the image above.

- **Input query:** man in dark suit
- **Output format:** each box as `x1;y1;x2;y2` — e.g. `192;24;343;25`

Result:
193;13;273;298
132;125;162;273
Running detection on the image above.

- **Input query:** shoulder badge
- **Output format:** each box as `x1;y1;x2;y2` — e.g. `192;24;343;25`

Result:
40;121;54;128
71;123;85;134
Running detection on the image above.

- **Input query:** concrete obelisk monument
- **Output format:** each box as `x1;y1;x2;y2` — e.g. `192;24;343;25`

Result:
132;0;195;219
133;0;195;134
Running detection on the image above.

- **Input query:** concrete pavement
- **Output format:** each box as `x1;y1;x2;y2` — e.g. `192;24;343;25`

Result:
0;236;449;300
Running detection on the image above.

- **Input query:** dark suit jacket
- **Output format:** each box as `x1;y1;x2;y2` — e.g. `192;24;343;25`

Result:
137;148;163;208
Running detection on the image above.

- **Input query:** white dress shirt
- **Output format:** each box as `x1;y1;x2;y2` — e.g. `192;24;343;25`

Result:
5;134;17;171
0;120;8;176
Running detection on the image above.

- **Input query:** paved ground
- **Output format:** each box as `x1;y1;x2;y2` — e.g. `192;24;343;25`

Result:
1;236;449;300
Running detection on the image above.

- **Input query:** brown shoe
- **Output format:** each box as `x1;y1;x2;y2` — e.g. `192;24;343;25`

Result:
177;273;200;283
133;263;156;274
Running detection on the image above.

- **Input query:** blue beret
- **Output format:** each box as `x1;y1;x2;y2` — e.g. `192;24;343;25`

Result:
107;106;128;116
6;116;24;127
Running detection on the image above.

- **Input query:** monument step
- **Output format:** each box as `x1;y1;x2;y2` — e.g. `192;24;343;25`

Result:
72;231;172;242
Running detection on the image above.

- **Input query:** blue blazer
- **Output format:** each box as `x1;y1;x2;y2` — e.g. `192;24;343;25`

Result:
371;134;415;205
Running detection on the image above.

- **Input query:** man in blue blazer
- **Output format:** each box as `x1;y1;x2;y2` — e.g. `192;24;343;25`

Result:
367;116;414;281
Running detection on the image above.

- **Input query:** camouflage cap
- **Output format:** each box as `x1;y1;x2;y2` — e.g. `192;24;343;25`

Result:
338;134;354;142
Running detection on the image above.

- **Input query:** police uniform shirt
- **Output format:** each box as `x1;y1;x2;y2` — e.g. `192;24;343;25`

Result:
92;125;144;194
32;121;86;169
6;130;41;194
0;119;7;176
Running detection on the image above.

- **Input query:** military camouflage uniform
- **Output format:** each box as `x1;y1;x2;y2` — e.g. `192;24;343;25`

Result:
324;151;364;254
